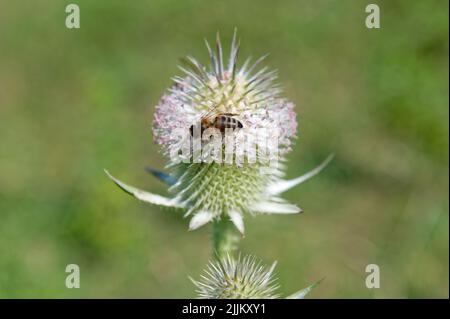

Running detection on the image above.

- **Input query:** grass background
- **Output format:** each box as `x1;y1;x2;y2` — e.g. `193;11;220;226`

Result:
0;0;448;298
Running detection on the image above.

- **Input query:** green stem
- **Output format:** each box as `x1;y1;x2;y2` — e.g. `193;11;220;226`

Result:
212;217;240;259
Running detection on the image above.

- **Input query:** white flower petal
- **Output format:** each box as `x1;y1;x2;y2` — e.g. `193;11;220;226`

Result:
286;278;324;299
189;210;215;230
104;170;184;208
251;200;302;214
228;210;245;234
267;154;334;195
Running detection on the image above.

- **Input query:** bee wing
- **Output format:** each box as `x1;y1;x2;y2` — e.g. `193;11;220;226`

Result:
189;105;218;127
200;103;221;120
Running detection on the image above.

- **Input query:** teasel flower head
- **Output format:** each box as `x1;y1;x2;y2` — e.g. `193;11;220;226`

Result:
105;29;332;234
191;254;322;299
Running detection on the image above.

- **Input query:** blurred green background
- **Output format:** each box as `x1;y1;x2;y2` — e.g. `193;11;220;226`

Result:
0;0;448;298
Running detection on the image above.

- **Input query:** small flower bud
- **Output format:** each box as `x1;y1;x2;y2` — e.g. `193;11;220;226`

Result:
191;254;280;299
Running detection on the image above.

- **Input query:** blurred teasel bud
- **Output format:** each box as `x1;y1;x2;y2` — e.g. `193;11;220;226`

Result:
105;29;332;235
191;254;322;299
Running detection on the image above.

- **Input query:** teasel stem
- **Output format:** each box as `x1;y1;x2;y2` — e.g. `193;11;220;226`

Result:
212;217;240;259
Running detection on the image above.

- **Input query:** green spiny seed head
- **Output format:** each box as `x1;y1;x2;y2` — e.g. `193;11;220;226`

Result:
191;254;280;299
170;162;277;232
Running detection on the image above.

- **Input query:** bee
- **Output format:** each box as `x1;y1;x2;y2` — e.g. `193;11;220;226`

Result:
189;105;244;136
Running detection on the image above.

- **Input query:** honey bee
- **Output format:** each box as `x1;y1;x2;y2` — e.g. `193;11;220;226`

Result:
189;105;244;136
